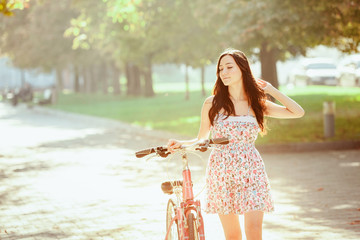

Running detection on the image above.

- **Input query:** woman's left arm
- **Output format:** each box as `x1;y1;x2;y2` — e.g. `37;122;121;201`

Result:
257;79;305;119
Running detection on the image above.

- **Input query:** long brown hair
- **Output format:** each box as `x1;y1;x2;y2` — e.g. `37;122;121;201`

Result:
208;48;267;132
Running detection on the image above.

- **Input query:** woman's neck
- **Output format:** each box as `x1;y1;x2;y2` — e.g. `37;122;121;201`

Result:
228;84;247;101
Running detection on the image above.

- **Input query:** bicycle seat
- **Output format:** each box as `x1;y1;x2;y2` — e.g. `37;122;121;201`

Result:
161;180;183;194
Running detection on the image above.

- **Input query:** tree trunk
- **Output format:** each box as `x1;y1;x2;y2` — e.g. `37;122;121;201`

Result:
144;56;155;97
201;66;206;97
259;42;279;89
74;65;80;93
101;62;108;94
85;66;92;93
82;66;89;93
185;64;190;100
126;62;141;96
90;65;97;93
133;65;141;96
111;62;121;95
126;62;132;96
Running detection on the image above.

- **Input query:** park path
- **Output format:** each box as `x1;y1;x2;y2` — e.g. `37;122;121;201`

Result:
0;102;359;240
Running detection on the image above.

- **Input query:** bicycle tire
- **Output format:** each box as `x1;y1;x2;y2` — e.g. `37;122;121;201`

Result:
187;213;200;240
166;199;179;240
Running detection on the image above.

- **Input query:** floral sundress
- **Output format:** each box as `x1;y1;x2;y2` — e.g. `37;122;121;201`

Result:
205;106;274;215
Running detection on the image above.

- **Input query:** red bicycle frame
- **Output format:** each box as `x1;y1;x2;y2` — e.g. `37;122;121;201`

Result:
165;153;205;240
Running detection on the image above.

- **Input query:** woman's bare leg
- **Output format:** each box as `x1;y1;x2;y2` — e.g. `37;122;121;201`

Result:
244;210;264;240
218;213;242;240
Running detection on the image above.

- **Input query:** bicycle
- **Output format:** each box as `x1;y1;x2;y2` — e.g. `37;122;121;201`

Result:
135;137;229;240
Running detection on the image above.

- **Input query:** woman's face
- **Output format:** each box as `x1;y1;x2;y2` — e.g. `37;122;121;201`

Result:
218;55;243;86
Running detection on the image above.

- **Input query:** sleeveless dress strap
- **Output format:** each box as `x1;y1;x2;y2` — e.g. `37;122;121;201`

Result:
247;105;251;116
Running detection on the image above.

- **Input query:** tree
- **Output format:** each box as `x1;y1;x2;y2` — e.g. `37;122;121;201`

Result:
0;0;29;16
0;0;88;93
158;0;221;99
194;0;360;88
2;0;359;97
313;0;360;53
1;0;120;94
68;0;217;98
67;0;150;96
100;0;220;98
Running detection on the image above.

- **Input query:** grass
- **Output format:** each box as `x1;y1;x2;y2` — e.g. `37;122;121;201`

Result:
50;84;360;145
257;86;360;144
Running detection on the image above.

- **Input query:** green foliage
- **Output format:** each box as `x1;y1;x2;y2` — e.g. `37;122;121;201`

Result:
190;0;360;88
0;0;29;16
64;0;221;69
1;0;360;97
318;0;360;53
0;0;80;71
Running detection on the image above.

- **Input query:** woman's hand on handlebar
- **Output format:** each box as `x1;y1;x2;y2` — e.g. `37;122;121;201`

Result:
167;139;182;153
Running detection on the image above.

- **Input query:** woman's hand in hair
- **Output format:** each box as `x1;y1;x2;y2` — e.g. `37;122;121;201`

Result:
256;78;272;93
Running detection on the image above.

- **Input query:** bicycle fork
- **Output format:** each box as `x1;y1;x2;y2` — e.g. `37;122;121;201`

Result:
165;153;205;240
180;153;205;240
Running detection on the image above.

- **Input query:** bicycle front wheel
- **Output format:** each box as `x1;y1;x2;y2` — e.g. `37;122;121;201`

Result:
166;199;179;240
187;213;200;240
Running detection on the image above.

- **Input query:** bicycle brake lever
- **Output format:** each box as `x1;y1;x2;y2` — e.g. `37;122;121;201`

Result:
156;146;171;158
158;151;171;158
195;147;208;152
198;139;210;147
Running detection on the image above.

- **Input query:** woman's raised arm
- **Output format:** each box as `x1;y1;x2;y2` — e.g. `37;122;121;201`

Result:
257;79;305;119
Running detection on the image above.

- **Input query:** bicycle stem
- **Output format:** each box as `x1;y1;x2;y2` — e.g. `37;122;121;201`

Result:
181;153;194;201
181;153;189;170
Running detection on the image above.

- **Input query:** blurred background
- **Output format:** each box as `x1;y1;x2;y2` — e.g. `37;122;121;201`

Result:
1;0;360;145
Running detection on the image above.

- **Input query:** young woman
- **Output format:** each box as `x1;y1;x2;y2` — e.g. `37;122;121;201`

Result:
167;48;304;240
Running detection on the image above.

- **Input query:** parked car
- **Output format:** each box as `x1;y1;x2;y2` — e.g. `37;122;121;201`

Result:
337;54;360;87
287;58;339;86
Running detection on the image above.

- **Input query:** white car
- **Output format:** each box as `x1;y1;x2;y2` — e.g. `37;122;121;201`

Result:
337;54;360;87
288;58;339;86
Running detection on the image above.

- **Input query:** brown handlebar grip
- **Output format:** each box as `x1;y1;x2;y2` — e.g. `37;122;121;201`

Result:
135;148;155;158
210;138;229;145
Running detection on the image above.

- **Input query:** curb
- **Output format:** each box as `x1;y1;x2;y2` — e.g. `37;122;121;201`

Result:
30;105;360;153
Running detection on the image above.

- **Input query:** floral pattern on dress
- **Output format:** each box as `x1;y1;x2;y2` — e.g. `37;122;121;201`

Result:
205;114;274;215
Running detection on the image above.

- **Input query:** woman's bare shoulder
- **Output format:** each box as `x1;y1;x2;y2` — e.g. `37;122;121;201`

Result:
204;95;214;105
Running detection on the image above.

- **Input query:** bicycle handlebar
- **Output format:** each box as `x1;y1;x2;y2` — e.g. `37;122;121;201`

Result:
135;137;229;158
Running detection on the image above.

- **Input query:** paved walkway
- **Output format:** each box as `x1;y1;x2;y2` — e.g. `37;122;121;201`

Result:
0;102;359;240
